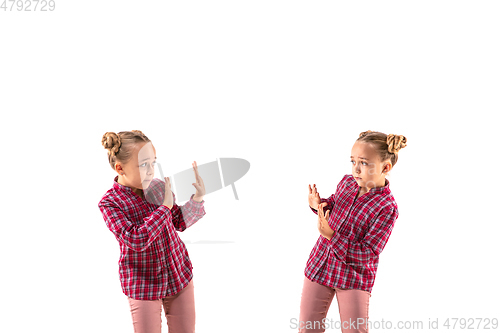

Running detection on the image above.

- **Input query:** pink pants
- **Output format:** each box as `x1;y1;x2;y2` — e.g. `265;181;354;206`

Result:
299;277;371;333
127;279;195;333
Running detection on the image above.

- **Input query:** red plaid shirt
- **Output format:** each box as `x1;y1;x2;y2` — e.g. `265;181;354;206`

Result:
305;174;399;293
98;176;206;300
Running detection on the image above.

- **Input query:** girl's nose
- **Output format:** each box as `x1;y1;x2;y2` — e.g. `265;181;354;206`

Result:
147;164;154;174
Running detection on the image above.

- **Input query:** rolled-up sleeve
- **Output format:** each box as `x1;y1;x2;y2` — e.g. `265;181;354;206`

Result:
99;199;171;252
170;193;206;232
328;206;398;266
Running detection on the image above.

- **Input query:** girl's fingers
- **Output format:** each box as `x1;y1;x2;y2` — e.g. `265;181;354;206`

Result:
193;161;201;181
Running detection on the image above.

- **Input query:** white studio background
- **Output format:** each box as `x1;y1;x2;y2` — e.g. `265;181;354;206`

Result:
1;1;499;332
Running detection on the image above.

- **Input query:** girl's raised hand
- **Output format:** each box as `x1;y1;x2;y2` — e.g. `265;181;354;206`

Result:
317;202;334;240
163;177;173;209
191;161;206;202
308;184;321;209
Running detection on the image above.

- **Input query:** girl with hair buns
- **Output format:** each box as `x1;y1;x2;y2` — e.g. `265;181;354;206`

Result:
298;130;407;333
98;130;206;333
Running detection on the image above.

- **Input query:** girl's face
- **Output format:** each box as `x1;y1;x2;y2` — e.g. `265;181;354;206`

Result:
116;141;156;191
350;141;392;191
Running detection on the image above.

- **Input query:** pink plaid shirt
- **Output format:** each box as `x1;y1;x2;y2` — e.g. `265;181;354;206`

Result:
98;176;206;300
305;174;399;293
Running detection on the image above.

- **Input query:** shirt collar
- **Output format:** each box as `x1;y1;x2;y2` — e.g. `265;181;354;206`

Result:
113;175;134;193
350;174;391;195
113;175;154;199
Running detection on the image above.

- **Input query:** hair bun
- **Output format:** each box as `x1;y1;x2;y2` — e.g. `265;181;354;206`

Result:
387;134;407;154
101;132;122;155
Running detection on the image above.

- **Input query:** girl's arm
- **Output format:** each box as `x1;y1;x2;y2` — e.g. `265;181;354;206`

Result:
169;192;206;232
327;205;399;266
99;199;171;252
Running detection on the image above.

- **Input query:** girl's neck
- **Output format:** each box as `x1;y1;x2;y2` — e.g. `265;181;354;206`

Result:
117;177;144;198
133;188;143;198
359;177;387;194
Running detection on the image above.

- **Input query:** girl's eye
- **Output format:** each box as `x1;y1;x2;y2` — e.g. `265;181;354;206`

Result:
140;161;156;167
350;160;368;166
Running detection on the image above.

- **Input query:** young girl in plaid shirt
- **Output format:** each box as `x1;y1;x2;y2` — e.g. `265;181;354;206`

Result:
98;130;206;333
299;130;407;333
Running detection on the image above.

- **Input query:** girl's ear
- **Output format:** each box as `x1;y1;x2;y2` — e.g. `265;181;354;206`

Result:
382;162;391;174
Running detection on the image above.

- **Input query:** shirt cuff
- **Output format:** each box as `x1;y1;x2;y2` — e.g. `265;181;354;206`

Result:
160;204;171;211
310;198;330;215
146;205;171;234
157;204;172;218
190;193;205;204
184;194;206;216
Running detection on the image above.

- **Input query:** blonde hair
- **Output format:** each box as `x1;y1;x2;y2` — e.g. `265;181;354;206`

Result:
101;130;151;171
356;130;407;167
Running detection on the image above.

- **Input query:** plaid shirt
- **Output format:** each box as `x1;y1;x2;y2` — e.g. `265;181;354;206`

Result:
305;174;399;293
98;176;206;300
